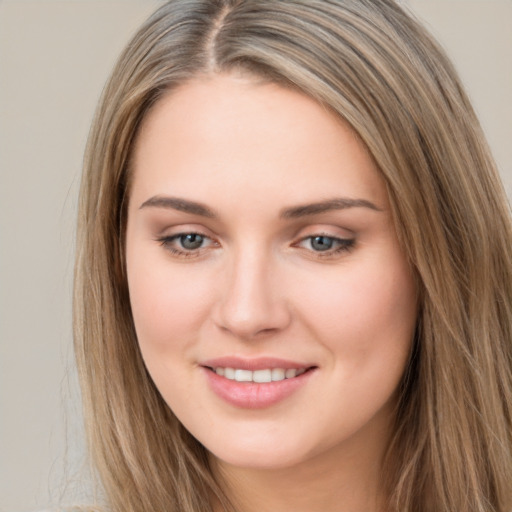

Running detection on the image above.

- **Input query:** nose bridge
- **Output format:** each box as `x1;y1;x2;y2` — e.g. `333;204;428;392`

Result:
216;241;290;338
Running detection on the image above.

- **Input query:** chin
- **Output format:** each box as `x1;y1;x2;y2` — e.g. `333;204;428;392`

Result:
210;444;311;471
201;425;330;472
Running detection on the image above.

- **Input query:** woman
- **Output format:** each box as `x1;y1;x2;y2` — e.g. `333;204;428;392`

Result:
74;1;512;511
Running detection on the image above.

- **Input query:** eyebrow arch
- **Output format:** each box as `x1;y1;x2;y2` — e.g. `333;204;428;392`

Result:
281;198;382;218
139;196;216;218
139;195;381;219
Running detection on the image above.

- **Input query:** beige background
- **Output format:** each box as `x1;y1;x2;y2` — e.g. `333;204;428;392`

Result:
0;1;510;511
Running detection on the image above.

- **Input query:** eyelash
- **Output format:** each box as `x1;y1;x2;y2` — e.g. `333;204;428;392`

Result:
156;232;214;259
156;232;355;259
295;235;355;258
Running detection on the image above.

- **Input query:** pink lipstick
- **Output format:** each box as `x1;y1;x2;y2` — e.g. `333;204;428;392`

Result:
200;357;316;409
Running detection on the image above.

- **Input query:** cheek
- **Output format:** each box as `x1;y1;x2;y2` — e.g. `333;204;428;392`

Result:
127;252;215;355
296;256;417;433
294;254;417;363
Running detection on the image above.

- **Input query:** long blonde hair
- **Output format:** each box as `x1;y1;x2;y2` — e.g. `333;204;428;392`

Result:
74;1;512;511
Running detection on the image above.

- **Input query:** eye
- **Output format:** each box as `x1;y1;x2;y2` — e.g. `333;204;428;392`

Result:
178;233;206;250
298;235;355;255
310;236;336;251
156;232;216;258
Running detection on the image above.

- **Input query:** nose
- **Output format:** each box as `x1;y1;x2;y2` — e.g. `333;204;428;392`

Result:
214;245;292;340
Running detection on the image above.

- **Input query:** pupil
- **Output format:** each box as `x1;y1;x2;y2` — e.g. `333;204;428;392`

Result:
181;234;203;250
311;236;333;251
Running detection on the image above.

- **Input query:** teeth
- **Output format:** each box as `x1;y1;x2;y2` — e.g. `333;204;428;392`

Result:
271;368;285;381
213;367;307;383
285;369;297;379
253;369;272;383
224;367;236;380
234;369;252;382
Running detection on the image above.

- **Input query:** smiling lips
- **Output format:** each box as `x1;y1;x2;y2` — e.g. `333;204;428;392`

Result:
212;367;307;383
201;358;316;409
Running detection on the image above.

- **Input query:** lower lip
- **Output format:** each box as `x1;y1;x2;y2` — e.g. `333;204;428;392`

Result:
202;367;315;409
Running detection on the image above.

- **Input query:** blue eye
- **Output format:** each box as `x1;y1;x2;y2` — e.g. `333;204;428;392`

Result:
310;236;335;251
179;233;205;250
157;232;215;258
299;235;355;255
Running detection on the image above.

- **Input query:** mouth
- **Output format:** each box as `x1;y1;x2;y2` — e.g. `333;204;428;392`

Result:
205;366;313;383
200;359;317;409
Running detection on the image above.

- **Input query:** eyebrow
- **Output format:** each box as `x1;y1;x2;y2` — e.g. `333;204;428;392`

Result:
280;198;382;218
139;195;382;219
139;196;216;217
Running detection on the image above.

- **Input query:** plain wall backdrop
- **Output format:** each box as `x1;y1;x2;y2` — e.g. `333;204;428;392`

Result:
0;1;510;511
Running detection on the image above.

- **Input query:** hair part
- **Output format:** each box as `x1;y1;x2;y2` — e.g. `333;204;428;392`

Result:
74;1;512;511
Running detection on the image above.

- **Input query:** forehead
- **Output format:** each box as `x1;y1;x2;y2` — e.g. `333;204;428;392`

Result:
130;74;388;212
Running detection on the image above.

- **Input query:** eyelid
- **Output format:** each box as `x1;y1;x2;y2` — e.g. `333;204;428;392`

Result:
155;228;219;259
292;228;356;258
154;224;355;259
297;234;354;248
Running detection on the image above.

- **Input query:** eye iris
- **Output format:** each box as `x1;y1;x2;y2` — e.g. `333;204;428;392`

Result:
180;234;204;250
311;236;334;251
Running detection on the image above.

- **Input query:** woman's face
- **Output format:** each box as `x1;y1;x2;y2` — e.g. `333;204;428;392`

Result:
126;74;417;471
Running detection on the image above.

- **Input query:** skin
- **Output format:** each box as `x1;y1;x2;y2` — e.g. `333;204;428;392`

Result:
126;74;417;512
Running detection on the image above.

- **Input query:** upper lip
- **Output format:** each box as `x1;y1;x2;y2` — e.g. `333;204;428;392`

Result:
200;357;316;371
